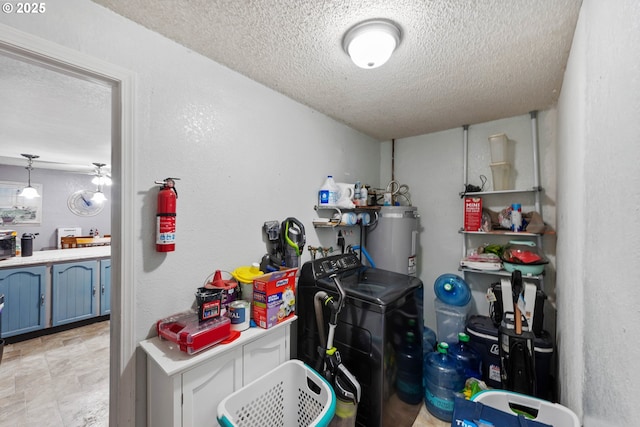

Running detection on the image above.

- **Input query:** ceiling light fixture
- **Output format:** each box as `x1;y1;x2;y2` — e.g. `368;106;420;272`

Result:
92;188;107;204
19;154;40;199
91;162;112;186
90;162;109;204
343;19;401;69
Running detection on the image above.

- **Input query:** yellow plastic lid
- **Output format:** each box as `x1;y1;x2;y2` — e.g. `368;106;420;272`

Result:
231;263;263;283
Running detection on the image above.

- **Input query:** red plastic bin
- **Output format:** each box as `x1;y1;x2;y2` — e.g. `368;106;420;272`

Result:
157;310;231;355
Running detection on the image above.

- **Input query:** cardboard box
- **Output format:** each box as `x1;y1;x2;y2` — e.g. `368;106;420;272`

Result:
253;268;297;329
464;197;483;232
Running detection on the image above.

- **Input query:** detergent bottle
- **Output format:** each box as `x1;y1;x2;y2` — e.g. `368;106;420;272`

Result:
319;175;339;207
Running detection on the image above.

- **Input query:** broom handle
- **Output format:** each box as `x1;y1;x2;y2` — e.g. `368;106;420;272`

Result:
515;305;522;335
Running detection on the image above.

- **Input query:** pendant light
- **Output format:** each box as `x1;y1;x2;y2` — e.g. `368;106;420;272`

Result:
343;19;401;69
19;154;40;199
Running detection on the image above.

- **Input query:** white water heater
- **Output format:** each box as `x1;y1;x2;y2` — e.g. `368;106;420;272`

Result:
365;206;419;276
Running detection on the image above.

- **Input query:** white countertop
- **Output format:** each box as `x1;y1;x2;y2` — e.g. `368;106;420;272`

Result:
140;315;296;377
0;246;111;268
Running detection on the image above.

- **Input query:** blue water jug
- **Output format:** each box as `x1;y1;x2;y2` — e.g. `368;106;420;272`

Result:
434;274;471;306
423;342;466;421
423;325;437;357
449;332;482;380
396;331;423;404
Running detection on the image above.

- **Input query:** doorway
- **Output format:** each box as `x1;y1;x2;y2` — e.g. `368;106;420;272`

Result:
0;24;136;425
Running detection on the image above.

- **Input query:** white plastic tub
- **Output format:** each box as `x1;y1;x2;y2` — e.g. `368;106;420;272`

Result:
489;133;510;163
490;161;513;191
435;299;472;344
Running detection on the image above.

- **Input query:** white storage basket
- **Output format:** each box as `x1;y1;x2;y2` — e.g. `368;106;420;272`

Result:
472;390;580;427
217;359;336;427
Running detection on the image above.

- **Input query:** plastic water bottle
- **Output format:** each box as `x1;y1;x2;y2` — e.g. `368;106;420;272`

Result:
511;203;523;232
354;181;361;207
360;185;368;206
395;331;423;404
449;332;482;380
318;175;339;207
423;342;466;421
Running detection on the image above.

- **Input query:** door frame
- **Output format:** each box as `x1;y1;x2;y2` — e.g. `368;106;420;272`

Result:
0;23;136;425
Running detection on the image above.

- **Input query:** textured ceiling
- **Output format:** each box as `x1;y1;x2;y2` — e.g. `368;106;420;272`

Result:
0;53;112;172
0;0;582;171
92;0;582;140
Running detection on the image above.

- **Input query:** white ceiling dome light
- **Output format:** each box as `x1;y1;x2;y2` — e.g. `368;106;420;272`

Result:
343;19;402;69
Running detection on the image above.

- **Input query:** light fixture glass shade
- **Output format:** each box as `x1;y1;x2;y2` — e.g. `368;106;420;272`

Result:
92;175;112;186
343;20;401;69
19;186;40;199
92;190;107;204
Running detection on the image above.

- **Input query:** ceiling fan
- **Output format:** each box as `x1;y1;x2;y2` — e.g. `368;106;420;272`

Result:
90;162;112;186
68;161;112;182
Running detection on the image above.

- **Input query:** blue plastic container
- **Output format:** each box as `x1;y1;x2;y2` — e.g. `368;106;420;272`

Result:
434;274;471;306
396;331;423;404
449;332;482;380
423;342;466;421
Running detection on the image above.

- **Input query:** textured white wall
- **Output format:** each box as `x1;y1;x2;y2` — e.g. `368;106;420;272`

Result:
1;1;379;424
557;0;640;425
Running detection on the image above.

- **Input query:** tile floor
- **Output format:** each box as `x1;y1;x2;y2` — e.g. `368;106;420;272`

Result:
0;319;449;427
0;320;110;427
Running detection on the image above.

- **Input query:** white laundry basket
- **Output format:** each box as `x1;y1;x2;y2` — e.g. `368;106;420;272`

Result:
472;390;580;427
217;359;336;427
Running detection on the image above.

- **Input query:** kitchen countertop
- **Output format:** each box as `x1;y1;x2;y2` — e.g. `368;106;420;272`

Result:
0;246;111;268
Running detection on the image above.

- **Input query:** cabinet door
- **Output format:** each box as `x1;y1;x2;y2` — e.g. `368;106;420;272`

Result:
243;327;287;385
0;266;46;337
100;259;111;315
52;261;98;326
182;347;242;427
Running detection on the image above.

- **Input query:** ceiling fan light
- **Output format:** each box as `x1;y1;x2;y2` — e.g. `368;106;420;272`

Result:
91;162;112;186
92;175;112;186
92;190;107;204
343;20;401;69
19;186;40;199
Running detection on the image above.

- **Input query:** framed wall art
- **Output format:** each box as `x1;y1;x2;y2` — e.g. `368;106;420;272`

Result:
0;180;43;226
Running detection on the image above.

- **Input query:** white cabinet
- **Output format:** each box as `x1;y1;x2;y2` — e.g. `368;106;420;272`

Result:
183;349;242;427
140;317;294;427
242;326;286;384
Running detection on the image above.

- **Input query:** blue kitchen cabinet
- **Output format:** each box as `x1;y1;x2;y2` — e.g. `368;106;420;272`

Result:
52;261;98;326
100;259;111;315
0;266;47;338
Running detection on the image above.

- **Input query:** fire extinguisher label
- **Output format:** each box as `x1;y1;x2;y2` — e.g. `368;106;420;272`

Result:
156;216;176;245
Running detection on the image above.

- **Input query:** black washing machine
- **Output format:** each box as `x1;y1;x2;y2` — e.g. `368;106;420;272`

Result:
296;253;423;427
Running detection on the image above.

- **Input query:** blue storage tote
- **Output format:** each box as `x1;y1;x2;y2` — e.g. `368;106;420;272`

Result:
472;390;580;427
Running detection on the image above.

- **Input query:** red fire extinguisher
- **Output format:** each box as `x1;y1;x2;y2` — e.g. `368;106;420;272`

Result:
155;178;179;252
